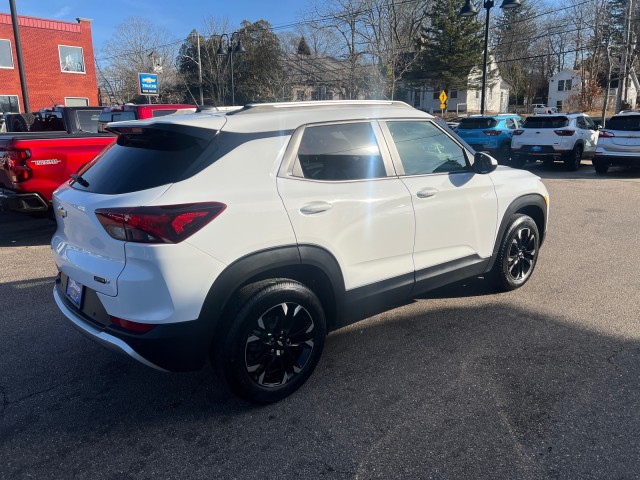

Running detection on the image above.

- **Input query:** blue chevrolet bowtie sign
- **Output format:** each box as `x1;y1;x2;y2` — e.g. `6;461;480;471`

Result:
138;73;159;95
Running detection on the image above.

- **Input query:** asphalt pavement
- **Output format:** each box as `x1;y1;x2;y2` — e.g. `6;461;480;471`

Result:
1;162;640;479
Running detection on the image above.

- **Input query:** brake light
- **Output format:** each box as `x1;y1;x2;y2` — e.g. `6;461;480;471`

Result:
599;130;614;138
483;130;501;136
513;129;524;135
554;129;575;136
1;148;32;182
95;202;226;244
110;316;156;333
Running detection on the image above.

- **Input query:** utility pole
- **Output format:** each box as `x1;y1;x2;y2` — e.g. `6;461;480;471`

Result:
616;0;634;113
9;0;30;112
194;31;203;106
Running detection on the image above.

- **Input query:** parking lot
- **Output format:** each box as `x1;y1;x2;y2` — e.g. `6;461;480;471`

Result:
1;162;640;479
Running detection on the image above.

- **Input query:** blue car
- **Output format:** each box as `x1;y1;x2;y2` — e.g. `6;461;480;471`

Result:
454;114;522;163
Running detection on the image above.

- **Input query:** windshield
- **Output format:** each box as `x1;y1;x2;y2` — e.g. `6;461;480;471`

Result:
523;116;569;128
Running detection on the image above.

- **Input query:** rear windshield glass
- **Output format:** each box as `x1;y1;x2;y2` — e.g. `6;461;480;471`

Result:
605;115;640;131
71;127;216;194
523;116;569;128
458;118;498;129
76;110;102;133
152;109;178;117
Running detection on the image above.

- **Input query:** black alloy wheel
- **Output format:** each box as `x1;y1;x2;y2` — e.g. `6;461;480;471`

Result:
593;158;609;174
566;144;582;171
244;302;316;387
489;214;540;291
215;279;326;403
499;143;511;164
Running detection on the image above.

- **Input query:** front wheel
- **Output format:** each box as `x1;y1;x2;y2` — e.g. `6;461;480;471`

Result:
215;279;326;403
488;214;540;291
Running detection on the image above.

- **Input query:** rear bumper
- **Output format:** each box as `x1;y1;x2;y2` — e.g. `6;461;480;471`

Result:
0;187;49;213
512;147;570;161
593;153;640;166
53;276;212;372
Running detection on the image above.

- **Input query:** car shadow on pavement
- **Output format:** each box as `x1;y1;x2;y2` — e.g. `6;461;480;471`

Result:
0;211;56;247
2;274;639;479
520;160;640;180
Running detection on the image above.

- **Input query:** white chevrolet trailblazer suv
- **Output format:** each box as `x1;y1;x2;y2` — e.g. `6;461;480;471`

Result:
51;101;550;403
511;113;598;170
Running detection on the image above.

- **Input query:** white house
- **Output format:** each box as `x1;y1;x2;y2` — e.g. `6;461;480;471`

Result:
548;69;637;112
406;60;512;114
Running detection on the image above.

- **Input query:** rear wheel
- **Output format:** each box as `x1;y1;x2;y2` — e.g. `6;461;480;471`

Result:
510;155;526;168
489;214;540;292
565;144;582;171
498;143;511;164
593;158;609;174
215;279;326;403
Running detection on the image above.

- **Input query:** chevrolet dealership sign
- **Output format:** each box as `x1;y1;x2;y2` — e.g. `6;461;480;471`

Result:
138;73;159;95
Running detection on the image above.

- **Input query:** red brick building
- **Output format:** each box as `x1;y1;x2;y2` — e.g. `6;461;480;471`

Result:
0;14;98;112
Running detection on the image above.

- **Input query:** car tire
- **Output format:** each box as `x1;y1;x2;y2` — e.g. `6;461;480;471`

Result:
488;214;540;292
498;143;511;164
593;158;609;174
565;145;582;171
511;155;526;168
215;279;326;403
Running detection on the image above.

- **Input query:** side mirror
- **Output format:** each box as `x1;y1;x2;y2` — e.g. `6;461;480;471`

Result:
472;151;498;174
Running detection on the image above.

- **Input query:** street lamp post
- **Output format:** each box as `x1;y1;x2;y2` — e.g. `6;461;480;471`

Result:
217;32;246;105
191;31;204;106
459;0;521;115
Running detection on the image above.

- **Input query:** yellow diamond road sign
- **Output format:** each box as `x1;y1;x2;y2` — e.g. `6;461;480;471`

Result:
439;90;448;104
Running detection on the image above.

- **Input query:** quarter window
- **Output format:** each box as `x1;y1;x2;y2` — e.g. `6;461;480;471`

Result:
0;39;14;68
386;121;467;175
59;45;85;73
295;123;386;181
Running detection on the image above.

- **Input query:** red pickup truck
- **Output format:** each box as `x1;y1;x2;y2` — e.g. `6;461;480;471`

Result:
0;104;196;214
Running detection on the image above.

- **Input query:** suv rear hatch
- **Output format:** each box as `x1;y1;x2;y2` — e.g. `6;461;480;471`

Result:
456;117;500;148
600;115;640;152
52;121;221;298
513;115;573;152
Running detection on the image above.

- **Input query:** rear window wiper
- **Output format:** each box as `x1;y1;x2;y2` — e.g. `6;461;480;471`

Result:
70;173;90;188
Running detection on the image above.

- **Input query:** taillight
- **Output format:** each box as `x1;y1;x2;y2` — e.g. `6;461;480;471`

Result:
483;130;501;136
1;148;32;182
110;316;156;333
513;129;524;135
95;202;226;244
599;130;614;138
554;129;575;136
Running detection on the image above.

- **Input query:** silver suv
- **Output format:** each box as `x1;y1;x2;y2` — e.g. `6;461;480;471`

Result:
51;100;549;402
511;113;598;170
593;112;640;174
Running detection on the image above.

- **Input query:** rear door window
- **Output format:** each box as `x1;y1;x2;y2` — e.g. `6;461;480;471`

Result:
76;109;103;133
295;122;387;181
458;118;498;129
523;116;569;128
605;115;640;131
71;126;217;194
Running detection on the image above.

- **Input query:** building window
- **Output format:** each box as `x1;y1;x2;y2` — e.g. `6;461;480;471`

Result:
59;45;85;73
0;95;20;113
414;90;421;107
0;39;14;69
450;90;458;99
475;90;479;99
65;97;89;106
565;79;572;91
558;80;565;92
433;89;440;100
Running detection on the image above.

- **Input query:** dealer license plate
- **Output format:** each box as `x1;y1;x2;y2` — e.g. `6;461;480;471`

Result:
531;146;542;152
66;278;84;308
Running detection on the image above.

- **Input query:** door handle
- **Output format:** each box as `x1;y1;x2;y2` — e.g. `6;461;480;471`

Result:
300;201;333;215
416;188;438;199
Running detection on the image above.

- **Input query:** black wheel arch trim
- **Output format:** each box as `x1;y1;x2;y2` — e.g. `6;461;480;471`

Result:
485;194;547;273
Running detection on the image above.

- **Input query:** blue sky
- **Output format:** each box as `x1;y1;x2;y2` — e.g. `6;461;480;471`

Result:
4;0;306;51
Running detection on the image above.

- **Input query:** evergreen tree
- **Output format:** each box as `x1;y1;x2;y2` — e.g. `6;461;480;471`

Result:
297;36;312;55
414;0;485;92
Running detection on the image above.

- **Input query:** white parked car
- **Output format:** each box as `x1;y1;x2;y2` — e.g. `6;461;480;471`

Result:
593;112;640;174
511;113;598;170
51;100;549;403
532;104;557;114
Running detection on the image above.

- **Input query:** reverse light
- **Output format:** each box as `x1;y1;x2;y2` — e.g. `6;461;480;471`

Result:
513;129;524;135
554;129;575;136
483;130;501;136
110;316;156;333
95;202;226;244
598;130;614;138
